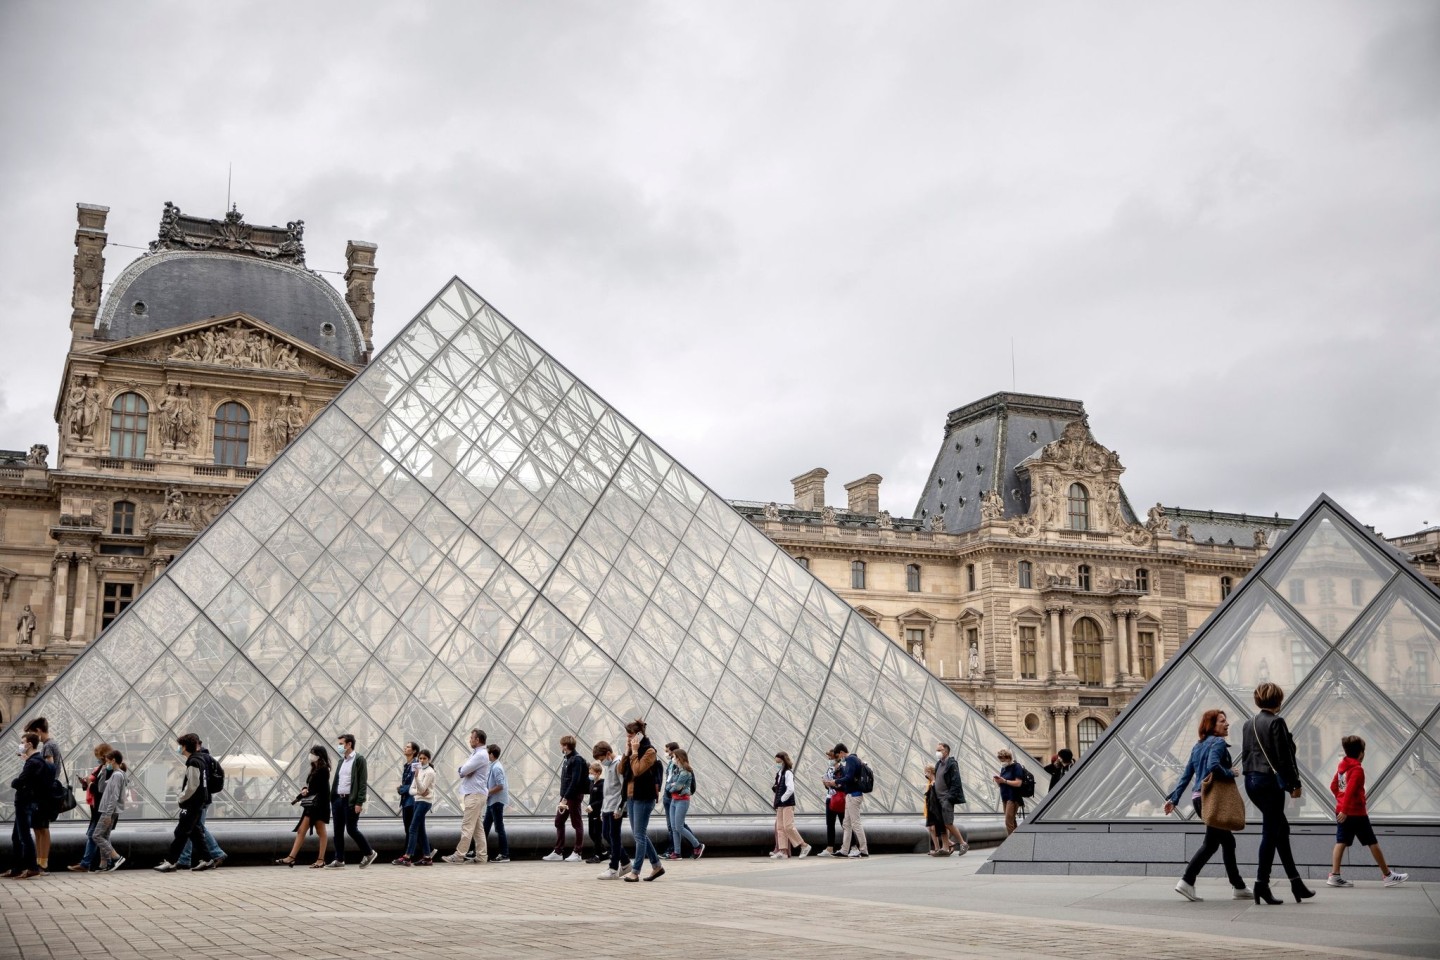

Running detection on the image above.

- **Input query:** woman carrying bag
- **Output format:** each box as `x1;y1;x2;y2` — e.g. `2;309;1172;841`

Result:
278;746;331;867
1165;709;1249;902
1242;682;1315;905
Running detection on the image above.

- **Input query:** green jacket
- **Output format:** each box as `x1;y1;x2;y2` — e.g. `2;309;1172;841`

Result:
331;753;368;806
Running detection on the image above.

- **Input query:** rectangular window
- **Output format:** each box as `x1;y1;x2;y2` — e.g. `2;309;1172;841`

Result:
1351;578;1363;607
1288;579;1306;604
1019;625;1037;679
905;628;926;661
795;557;809;571
850;560;865;590
101;581;135;630
1018;560;1032;589
1136;630;1157;680
906;564;921;593
1134;568;1149;592
966;564;976;592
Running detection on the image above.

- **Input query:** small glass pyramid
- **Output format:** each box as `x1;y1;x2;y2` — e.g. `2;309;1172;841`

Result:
1028;495;1440;826
3;279;1046;821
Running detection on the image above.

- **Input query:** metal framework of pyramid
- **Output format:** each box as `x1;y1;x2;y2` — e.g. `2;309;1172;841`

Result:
1025;495;1440;829
2;278;1046;822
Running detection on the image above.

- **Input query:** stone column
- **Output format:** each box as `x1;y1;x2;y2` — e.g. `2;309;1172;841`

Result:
344;240;379;363
70;204;109;339
1050;707;1065;755
70;554;93;643
1115;610;1132;679
148;557;169;587
1061;608;1075;674
1065;708;1080;751
1047;607;1063;677
48;555;70;644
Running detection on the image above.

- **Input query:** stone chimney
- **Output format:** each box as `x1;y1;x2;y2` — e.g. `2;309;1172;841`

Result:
344;240;378;363
791;468;828;512
71;204;109;339
844;474;883;515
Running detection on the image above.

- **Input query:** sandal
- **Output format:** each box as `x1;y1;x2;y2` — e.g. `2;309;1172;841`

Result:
275;857;296;867
310;861;326;869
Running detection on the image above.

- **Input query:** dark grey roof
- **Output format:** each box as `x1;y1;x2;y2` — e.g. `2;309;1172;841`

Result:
911;392;1141;533
729;499;928;532
1162;506;1294;547
96;250;363;364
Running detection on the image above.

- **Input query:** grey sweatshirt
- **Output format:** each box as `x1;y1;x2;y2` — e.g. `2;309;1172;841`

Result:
98;769;127;816
600;757;625;813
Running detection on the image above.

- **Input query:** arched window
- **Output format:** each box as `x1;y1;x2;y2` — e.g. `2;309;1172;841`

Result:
111;500;136;536
1220;575;1233;599
906;563;921;593
1073;617;1103;686
1077;564;1092;591
1018;560;1033;589
1077;717;1105;755
1134;568;1149;592
850;560;866;590
1067;483;1090;531
109;392;149;459
213;401;250;466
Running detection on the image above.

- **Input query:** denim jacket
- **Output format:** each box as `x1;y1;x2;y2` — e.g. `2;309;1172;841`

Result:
1167;735;1235;806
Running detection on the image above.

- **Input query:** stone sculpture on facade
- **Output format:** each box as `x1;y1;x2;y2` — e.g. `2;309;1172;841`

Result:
65;376;101;444
169;322;303;371
25;445;48;467
1253;528;1269;549
1145;502;1167;534
969;641;981;676
160;485;187;524
266;394;305;451
928;512;946;532
877;510;893;530
15;605;36;645
980;489;1005;522
763;501;780;521
157;384;197;450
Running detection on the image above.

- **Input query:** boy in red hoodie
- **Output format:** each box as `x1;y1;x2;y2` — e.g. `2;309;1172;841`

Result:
1328;735;1407;887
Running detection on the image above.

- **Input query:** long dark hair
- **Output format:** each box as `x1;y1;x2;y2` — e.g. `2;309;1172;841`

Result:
106;750;127;772
672;747;693;773
310;745;331;770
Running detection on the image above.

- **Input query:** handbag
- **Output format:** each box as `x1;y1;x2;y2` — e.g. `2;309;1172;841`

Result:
827;791;847;814
1200;773;1246;831
52;756;78;814
298;794;317;809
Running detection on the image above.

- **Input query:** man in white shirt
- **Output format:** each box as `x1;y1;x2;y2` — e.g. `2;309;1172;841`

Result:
442;729;489;864
328;733;377;868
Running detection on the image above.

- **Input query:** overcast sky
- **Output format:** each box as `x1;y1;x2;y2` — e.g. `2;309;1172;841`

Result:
1;2;1436;536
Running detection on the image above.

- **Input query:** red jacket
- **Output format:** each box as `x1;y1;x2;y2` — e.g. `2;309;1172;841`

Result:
1330;756;1367;817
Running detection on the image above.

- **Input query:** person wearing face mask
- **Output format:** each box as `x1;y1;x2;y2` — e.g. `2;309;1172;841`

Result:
396;750;436;866
91;751;128;872
769;752;810;859
664;748;704;861
817;750;841;857
278;745;331;868
933;743;968;856
154;733;212;873
71;741;114;872
327;733;377;868
6;732;45;879
175;737;227;871
543;735;588;862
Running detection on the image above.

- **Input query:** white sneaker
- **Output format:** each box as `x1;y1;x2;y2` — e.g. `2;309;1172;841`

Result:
767;851;784;859
957;841;969;856
1174;880;1202;902
153;861;176;873
564;852;583;863
798;843;812;858
360;851;377;869
618;862;634;877
816;848;834;858
847;850;861;859
1384;872;1409;887
190;860;213;872
440;853;467;864
1232;884;1252;899
1327;874;1353;888
541;851;565;862
597;868;618;879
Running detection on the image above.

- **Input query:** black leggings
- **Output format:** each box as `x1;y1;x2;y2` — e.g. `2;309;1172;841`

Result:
826;800;840;849
1245;774;1298;884
1183;798;1243;887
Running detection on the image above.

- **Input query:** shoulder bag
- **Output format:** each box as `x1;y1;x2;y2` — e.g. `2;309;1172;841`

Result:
52;754;78;815
1200;772;1245;831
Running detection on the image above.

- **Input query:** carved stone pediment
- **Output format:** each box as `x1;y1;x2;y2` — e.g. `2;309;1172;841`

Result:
93;314;355;380
1009;418;1152;543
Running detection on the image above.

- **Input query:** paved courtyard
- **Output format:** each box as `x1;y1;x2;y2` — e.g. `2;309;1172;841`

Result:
1;852;1436;960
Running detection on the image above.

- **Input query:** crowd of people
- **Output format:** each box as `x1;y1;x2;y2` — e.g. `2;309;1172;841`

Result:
6;690;1410;888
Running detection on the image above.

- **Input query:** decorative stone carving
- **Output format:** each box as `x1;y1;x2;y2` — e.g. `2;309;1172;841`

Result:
877;510;893;530
73;250;103;309
15;605;36;645
167;321;303;371
1253;529;1269;549
266;393;306;451
968;642;981;675
1039;418;1122;474
1145;502;1167;534
928;513;945;532
157;384;198;450
820;505;837;526
762;502;780;521
65;375;101;444
1176;523;1192;541
143;490;228;530
980;489;1004;522
25;444;48;467
1009;514;1038;539
161;485;187;523
150;202;307;265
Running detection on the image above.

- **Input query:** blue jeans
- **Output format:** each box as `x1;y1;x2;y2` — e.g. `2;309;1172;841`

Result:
484;802;509;858
666;796;700;855
628;799;660;873
176;807;224;866
81;807;101;868
10;803;38;873
405;801;430;858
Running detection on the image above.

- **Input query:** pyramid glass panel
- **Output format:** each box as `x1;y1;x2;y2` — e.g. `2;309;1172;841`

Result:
1031;495;1440;827
1;278;1045;821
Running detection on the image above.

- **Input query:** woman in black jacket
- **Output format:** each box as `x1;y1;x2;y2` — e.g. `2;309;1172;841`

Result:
279;746;332;868
1241;683;1315;904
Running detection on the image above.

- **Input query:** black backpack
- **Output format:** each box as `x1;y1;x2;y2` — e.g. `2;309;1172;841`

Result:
856;761;875;795
205;752;226;795
1016;765;1036;800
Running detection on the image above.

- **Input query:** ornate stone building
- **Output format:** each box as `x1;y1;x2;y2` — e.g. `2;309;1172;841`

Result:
734;393;1303;759
0;202;376;724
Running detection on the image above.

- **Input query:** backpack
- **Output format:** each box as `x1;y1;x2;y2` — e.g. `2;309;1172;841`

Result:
856;761;875;795
1016;765;1036;800
206;752;226;795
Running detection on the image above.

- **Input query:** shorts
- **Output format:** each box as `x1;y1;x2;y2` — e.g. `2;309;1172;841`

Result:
938;801;955;826
29;803;51;830
1336;814;1377;847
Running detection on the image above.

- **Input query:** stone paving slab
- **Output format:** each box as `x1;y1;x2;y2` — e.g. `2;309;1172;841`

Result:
0;854;1434;960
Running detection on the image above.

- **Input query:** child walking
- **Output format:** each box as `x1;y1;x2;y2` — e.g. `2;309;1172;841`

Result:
923;763;947;856
91;751;128;872
1328;736;1407;888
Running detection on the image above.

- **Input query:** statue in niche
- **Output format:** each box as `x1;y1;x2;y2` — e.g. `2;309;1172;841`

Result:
1103;484;1125;529
15;605;36;645
25;444;48;467
157;385;196;449
66;376;101;443
968;642;981;676
268;394;305;450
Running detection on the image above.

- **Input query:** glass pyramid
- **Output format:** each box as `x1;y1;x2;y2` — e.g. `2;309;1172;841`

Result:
1029;495;1440;825
2;279;1046;821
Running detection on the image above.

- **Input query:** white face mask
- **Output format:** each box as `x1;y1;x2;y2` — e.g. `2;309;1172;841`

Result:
935;751;944;761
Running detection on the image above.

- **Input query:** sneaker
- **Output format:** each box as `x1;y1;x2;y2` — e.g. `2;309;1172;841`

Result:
441;854;468;864
816;849;834;858
393;857;413;867
797;843;811;858
618;862;634;878
414;858;433;866
154;861;176;873
1384;872;1409;887
597;868;618;879
847;850;861;859
324;860;344;869
958;842;969;856
108;856;126;873
693;843;707;860
428;848;439;860
665;852;681;861
585;855;604;864
462;854;476;863
1327;874;1353;888
191;860;214;872
492;855;510;863
1174;880;1203;902
565;852;584;863
15;870;39;880
360;851;378;869
1232;884;1252;899
209;856;225;869
541;851;565;862
768;851;784;859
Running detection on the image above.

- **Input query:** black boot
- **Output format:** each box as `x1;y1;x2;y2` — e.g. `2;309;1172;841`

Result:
1289;877;1316;902
1253;881;1282;905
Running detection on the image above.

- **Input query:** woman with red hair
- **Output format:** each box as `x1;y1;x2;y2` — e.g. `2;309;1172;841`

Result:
1164;709;1249;902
